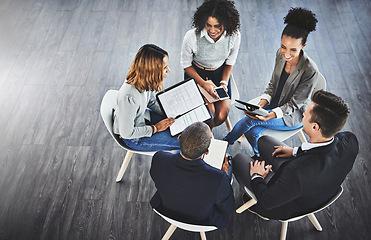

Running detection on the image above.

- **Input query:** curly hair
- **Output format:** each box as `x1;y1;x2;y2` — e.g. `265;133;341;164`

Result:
126;44;168;93
192;0;240;36
282;7;318;45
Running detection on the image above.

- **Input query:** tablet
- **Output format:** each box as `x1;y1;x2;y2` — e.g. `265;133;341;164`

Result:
235;99;270;116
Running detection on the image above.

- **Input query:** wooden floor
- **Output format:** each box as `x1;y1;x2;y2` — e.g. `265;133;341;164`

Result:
0;0;370;239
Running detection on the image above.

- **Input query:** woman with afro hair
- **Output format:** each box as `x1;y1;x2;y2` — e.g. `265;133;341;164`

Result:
181;0;241;129
224;7;320;158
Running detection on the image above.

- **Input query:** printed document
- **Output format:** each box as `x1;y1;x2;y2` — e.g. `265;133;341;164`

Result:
157;79;212;136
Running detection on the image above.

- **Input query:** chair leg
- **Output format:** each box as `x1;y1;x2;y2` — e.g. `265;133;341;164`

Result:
200;232;207;240
280;221;288;240
236;199;257;214
307;213;322;231
116;151;134;182
237;134;246;143
297;130;308;143
225;116;232;132
162;224;177;240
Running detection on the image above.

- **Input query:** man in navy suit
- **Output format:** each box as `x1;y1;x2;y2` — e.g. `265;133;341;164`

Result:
150;122;235;228
232;90;359;220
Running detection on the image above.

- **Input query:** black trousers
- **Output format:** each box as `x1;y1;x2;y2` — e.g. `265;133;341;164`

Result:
232;135;293;191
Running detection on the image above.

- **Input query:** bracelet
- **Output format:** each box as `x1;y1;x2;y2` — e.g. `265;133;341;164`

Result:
220;80;228;86
151;125;157;134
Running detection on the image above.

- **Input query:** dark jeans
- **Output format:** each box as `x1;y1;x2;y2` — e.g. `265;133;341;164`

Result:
122;110;180;151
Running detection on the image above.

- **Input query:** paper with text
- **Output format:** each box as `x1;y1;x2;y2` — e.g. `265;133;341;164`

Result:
157;80;205;118
203;139;228;169
169;104;210;136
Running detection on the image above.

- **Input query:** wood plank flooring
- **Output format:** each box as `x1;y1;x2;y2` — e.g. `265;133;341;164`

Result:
0;0;370;239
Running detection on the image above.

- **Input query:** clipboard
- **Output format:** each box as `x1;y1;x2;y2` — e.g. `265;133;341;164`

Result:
156;79;212;136
235;99;270;116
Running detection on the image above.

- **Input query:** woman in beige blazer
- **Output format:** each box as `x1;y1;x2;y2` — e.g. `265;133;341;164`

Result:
224;7;319;157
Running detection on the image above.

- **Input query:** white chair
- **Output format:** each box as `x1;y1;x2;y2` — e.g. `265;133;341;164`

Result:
237;186;343;240
100;90;157;182
153;209;217;240
236;186;258;214
225;74;240;131
237;72;326;143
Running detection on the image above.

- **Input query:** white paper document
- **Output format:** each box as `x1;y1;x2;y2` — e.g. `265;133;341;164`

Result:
203;139;228;169
157;80;205;118
169;104;210;136
157;80;212;136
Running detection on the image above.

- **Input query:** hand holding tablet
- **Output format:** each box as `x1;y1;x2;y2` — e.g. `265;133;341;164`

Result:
235;99;269;116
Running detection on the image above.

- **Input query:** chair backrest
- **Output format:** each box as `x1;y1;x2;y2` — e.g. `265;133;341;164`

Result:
100;90;156;154
311;185;343;215
284;186;343;222
153;209;217;232
100;90;119;138
229;74;239;105
312;72;326;97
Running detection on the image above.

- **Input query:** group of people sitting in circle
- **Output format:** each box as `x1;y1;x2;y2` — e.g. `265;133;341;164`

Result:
112;0;359;229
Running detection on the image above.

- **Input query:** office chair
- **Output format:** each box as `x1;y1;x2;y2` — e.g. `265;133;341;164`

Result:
100;90;157;182
237;185;343;240
225;74;240;131
153;209;217;240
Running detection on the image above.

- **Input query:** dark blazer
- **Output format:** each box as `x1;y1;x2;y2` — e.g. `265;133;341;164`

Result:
150;152;235;228
251;132;359;220
264;49;319;127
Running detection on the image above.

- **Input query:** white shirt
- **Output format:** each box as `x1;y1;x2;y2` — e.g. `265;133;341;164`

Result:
180;28;241;69
293;138;334;156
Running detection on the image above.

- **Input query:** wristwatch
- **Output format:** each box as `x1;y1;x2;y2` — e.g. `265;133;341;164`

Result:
251;173;263;180
220;80;228;86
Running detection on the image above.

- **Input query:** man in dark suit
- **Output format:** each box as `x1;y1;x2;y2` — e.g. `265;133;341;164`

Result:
150;122;235;228
232;90;358;220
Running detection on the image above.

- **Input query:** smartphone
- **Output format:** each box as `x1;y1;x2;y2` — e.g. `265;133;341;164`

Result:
214;87;229;100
